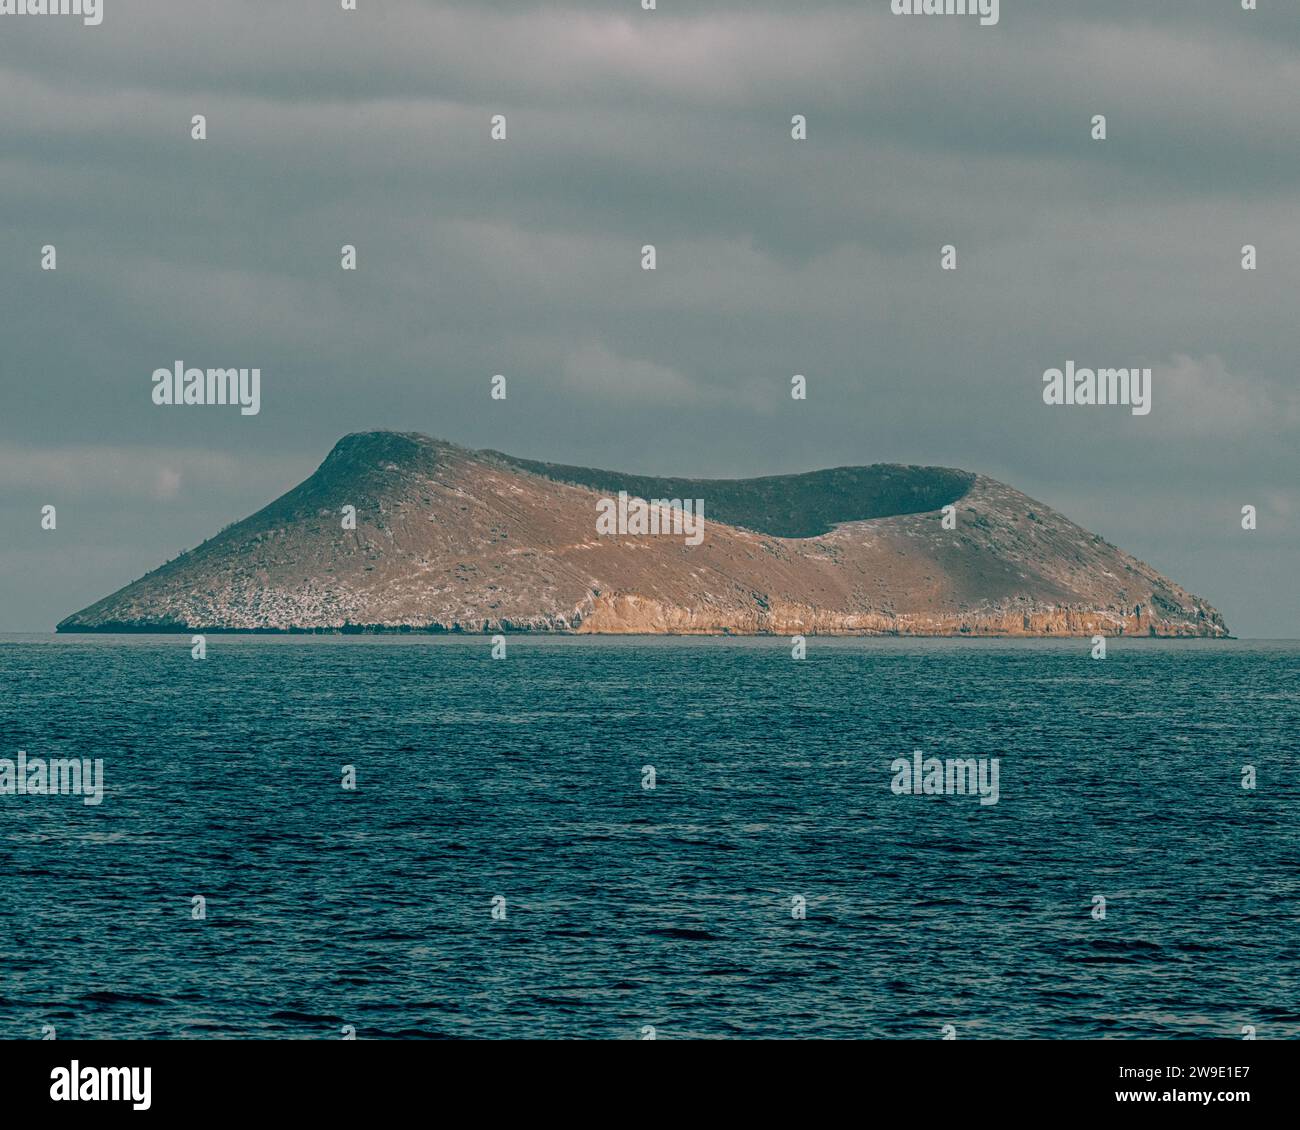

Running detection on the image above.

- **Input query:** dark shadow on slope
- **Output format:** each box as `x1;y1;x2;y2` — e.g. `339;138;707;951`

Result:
484;452;976;538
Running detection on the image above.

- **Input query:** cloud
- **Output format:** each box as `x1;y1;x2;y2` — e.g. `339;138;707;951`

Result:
0;444;304;503
1151;355;1300;436
561;342;698;403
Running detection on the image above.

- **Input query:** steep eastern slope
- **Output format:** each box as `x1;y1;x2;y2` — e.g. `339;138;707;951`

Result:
57;431;1228;636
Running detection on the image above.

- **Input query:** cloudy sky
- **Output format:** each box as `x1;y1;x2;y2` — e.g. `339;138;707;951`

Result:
1;0;1296;635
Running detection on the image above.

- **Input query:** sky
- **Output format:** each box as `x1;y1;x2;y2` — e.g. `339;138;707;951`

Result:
1;0;1296;636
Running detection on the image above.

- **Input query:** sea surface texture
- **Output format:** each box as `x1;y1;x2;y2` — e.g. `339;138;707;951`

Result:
0;635;1296;1039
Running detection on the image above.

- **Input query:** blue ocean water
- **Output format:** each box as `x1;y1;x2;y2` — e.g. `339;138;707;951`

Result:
0;635;1296;1040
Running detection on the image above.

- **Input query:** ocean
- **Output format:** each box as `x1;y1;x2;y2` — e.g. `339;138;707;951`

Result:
0;635;1296;1040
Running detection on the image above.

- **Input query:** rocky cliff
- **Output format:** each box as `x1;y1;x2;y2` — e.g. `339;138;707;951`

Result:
57;431;1228;637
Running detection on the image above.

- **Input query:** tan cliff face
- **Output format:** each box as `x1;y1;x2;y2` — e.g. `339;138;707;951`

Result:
57;431;1228;637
